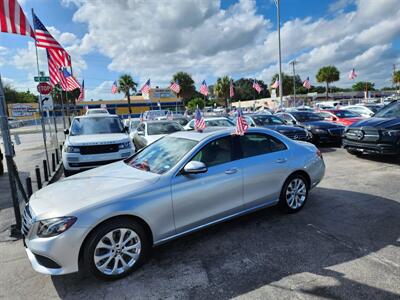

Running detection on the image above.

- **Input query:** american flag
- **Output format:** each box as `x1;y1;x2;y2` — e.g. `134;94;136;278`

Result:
194;107;206;131
140;79;151;95
111;81;118;94
348;68;357;80
78;80;84;101
0;0;34;38
234;108;248;136
33;12;71;67
230;79;234;98
303;77;311;89
47;49;61;86
170;81;180;93
252;80;262;93
59;67;81;91
271;79;279;89
199;80;208;96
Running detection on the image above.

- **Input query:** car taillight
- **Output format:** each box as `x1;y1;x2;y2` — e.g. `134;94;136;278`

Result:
316;149;323;159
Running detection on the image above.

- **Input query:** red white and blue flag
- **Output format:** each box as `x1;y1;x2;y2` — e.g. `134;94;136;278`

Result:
199;80;208;96
0;0;34;38
59;67;80;92
33;12;71;67
111;81;118;94
170;81;180;94
194;107;206;131
140;79;151;95
234;108;248;136
271;79;279;89
303;77;311;89
348;68;357;80
230;79;234;98
252;80;262;93
78;80;84;101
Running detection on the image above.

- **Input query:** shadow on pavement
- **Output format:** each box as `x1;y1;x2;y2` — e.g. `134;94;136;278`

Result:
355;153;400;165
51;188;400;299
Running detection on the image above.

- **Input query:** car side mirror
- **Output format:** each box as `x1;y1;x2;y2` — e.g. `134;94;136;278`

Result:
183;161;207;174
291;120;297;125
64;129;69;134
137;130;144;136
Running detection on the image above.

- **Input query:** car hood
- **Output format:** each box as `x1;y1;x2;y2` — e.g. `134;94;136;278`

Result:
302;121;343;129
349;117;400;130
29;161;160;218
67;133;129;146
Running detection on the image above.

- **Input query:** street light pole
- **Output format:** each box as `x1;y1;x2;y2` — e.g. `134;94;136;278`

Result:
275;0;284;107
289;60;297;107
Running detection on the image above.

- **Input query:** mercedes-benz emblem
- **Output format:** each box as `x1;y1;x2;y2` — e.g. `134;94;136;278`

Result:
356;130;364;140
293;135;298;139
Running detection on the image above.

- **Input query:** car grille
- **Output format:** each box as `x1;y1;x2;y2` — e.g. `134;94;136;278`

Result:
22;205;33;236
328;128;344;137
79;144;119;155
284;131;308;140
345;129;379;142
68;158;121;168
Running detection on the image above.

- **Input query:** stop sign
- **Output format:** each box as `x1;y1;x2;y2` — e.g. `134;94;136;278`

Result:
37;82;52;95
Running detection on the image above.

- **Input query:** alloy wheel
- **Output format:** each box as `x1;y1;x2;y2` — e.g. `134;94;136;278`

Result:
286;178;307;209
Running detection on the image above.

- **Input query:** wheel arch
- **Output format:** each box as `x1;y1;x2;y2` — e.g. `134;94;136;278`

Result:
77;214;154;270
286;169;311;189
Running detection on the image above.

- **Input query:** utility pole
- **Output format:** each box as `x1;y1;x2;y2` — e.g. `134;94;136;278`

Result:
274;0;283;107
289;60;298;107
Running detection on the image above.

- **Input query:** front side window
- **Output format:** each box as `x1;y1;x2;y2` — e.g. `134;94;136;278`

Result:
191;136;233;168
70;117;124;135
239;133;287;158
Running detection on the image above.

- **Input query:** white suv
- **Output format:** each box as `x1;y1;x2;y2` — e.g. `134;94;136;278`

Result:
62;115;135;176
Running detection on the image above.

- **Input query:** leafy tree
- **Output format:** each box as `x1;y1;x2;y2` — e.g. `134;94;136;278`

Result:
187;97;205;112
271;73;302;96
118;74;137;115
352;81;375;91
214;76;231;107
316;66;340;100
4;85;37;103
172;71;195;104
231;78;270;101
381;86;397;91
393;70;400;89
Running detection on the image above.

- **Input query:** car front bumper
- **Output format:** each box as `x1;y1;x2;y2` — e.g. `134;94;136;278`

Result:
342;139;400;155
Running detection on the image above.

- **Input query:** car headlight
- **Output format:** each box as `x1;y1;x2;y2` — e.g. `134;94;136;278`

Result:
313;128;327;134
37;216;77;238
64;146;80;153
381;130;400;137
118;141;132;149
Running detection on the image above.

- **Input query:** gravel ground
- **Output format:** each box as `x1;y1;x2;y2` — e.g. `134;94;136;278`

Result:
0;147;399;300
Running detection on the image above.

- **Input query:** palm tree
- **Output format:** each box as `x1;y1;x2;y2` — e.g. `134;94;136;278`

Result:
214;76;230;107
316;66;340;100
393;70;400;91
172;71;195;105
118;74;137;116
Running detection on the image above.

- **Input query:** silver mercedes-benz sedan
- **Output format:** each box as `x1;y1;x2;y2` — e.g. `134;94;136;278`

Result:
22;127;325;279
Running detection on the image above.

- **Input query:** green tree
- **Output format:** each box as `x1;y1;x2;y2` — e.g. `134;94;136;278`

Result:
214;76;231;107
4;85;37;103
352;81;375;92
270;73;302;96
231;78;270;101
393;70;400;89
316;66;340;100
118;74;137;115
172;71;195;104
187;97;205;112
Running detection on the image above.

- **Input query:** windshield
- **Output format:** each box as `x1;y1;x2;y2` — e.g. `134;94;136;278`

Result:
147;122;183;135
87;109;108;114
332;110;361;118
130;120;140;130
292;112;324;122
125;137;197;174
70;117;124;135
252;115;285;126
374;101;400;118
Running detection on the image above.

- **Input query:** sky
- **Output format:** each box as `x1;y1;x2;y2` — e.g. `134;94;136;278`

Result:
1;0;399;101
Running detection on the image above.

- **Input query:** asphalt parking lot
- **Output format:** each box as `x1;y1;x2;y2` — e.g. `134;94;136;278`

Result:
0;147;399;299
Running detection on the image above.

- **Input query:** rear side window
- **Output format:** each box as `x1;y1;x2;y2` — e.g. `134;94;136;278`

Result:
239;134;287;158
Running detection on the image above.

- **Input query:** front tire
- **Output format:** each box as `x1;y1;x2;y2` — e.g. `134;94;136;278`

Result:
279;174;309;213
83;219;150;280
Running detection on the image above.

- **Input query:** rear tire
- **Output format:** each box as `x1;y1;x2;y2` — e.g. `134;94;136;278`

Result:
83;218;150;280
279;174;309;213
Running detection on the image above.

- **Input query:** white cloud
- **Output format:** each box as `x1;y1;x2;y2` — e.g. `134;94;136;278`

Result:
328;0;354;13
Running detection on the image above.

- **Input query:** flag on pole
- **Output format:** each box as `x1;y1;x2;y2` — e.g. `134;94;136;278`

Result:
303;77;311;89
348;68;357;80
59;67;80;91
252;79;262;93
78;80;84;101
199;80;208;96
139;112;144;122
229;79;234;98
234;108;248;136
170;81;180;93
47;49;61;86
111;81;118;94
194;107;206;131
0;0;35;38
271;79;279;89
32;12;71;67
140;79;151;95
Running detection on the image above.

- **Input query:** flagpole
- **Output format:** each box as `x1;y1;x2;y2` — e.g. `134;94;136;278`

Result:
32;9;50;174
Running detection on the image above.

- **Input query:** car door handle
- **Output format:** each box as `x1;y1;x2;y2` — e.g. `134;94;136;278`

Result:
275;158;287;163
225;168;238;174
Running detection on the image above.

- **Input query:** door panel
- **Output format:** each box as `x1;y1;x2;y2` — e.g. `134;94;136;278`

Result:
171;161;243;233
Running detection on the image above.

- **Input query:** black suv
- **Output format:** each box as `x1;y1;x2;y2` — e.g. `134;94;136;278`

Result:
343;100;400;155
